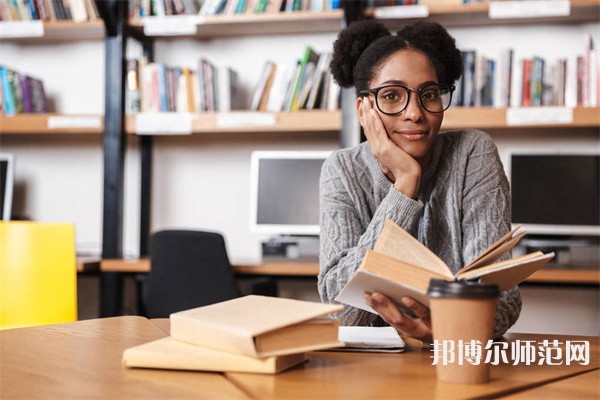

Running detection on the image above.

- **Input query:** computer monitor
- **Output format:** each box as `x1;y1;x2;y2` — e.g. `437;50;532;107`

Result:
510;153;600;236
0;153;14;221
250;150;332;235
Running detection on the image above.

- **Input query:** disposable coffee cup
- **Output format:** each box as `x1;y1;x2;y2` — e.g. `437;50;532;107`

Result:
427;279;499;384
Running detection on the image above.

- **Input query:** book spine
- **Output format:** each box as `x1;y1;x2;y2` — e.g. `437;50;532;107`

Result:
28;76;47;112
20;75;31;112
125;59;141;114
521;58;532;107
576;56;584;106
0;67;15;116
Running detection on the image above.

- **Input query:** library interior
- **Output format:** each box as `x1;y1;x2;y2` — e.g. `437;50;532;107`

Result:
0;0;599;398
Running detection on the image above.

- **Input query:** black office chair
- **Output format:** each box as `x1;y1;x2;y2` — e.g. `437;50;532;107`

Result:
140;230;275;318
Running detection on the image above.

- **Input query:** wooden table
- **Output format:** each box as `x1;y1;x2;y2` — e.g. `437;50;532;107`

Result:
1;317;598;399
0;317;249;399
503;369;600;399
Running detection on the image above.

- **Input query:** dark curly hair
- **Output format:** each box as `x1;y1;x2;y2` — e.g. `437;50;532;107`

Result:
330;19;463;96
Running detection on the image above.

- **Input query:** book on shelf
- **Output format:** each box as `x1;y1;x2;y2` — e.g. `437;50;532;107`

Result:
289;46;319;111
306;52;331;110
122;336;306;374
0;0;99;22
170;295;344;358
0;65;48;116
250;61;275;111
336;220;555;312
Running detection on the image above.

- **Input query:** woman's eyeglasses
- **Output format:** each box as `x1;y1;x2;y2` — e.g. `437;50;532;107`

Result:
359;83;455;114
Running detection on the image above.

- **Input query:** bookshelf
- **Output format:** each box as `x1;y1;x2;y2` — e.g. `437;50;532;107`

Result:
0;114;103;134
367;0;600;28
0;20;105;43
128;9;344;38
441;107;600;130
3;107;598;136
124;110;341;134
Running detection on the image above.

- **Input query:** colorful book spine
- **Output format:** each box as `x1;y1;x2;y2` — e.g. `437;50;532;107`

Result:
0;67;15;116
20;75;31;112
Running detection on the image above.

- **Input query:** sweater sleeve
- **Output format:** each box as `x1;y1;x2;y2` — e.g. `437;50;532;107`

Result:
318;151;425;326
460;131;522;338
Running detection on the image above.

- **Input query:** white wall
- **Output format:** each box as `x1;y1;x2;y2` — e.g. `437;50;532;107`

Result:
1;20;599;332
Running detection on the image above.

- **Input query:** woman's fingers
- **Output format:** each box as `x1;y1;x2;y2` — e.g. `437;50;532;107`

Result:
365;292;405;328
362;97;387;145
364;292;433;343
401;297;431;328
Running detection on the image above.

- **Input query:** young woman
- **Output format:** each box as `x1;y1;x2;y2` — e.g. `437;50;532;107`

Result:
318;20;521;343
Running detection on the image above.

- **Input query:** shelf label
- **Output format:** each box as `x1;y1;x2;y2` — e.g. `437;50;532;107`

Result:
373;5;429;19
217;113;276;128
143;16;199;36
0;21;44;38
489;0;570;19
506;107;573;126
48;116;102;129
135;113;193;135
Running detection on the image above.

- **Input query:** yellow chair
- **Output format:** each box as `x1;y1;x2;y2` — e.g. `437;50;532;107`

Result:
0;222;77;330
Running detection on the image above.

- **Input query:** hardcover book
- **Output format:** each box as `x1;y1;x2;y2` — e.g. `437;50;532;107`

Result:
123;337;306;374
170;295;344;358
336;220;554;312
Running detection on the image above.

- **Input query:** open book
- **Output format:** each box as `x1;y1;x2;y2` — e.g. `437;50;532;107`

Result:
336;220;554;312
170;295;344;358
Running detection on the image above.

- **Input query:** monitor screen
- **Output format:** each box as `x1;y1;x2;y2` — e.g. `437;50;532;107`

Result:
250;151;332;235
511;154;600;235
0;154;14;221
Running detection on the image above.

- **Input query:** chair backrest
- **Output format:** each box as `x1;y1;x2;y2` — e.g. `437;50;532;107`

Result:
0;222;77;330
144;230;239;318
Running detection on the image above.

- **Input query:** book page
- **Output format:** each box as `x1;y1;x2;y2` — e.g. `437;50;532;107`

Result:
457;252;555;291
374;220;452;277
459;225;523;273
459;231;527;274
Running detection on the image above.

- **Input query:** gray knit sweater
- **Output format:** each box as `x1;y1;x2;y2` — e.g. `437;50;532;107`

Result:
318;129;521;338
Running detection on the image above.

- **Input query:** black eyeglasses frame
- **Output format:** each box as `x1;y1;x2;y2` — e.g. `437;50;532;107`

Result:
359;83;456;115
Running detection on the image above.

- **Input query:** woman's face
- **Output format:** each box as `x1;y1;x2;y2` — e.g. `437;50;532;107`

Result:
362;49;444;167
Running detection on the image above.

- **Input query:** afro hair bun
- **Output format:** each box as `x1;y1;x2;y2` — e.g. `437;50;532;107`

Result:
397;21;462;84
330;19;391;88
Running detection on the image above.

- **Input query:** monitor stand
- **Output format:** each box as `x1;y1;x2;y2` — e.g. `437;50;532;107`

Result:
261;235;319;262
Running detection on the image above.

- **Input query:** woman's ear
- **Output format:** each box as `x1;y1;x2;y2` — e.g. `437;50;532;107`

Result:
356;97;365;127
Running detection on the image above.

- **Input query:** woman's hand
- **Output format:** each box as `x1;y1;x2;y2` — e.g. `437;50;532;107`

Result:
364;292;433;344
358;97;421;199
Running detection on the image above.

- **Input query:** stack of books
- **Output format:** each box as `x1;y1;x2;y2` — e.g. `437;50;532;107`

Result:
0;65;48;116
123;295;344;374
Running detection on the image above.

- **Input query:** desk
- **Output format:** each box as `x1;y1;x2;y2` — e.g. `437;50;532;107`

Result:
1;317;598;399
98;258;600;283
503;369;600;399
